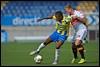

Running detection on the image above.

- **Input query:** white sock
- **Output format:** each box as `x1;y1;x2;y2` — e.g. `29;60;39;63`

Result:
36;43;45;52
54;49;60;62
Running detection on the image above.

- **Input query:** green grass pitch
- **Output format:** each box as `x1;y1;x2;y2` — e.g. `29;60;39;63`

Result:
1;41;99;66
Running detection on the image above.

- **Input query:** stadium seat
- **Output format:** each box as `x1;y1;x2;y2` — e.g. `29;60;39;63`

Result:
1;1;98;17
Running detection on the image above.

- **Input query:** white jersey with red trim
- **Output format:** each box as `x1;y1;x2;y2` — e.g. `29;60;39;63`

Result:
71;10;85;26
70;10;87;42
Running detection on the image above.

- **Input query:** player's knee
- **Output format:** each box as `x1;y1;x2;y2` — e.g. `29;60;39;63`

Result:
56;45;61;49
56;43;63;49
78;47;84;52
43;42;48;46
56;41;63;49
44;37;52;46
75;40;82;46
77;43;84;51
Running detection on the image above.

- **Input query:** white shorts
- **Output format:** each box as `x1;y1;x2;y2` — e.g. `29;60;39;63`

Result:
72;29;87;42
71;22;88;43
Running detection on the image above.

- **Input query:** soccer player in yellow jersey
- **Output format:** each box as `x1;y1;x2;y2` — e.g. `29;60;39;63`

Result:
29;11;72;64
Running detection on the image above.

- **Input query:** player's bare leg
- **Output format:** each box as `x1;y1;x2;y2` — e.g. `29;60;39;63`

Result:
53;41;63;64
30;37;53;55
75;39;86;64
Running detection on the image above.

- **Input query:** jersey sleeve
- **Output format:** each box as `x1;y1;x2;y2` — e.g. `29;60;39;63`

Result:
79;13;84;19
75;10;85;19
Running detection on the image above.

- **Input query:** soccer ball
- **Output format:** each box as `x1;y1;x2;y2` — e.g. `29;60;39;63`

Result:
34;55;42;64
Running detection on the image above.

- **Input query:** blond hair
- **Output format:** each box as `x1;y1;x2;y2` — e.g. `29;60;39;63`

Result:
76;6;81;10
64;4;72;10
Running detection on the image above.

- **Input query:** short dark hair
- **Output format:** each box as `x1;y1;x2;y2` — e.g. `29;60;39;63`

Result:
55;11;63;17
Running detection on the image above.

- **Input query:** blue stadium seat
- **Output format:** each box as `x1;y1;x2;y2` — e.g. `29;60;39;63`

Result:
1;1;98;17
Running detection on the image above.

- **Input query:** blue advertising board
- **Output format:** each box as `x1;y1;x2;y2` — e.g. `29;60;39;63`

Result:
1;16;56;26
1;30;8;43
1;14;99;26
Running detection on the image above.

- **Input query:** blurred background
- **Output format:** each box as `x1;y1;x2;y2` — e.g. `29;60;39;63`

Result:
1;1;99;66
1;1;99;43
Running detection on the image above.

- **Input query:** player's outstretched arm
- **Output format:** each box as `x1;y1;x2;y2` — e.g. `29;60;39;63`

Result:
37;16;53;22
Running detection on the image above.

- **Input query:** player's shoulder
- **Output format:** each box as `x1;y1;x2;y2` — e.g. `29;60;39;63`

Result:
74;10;81;12
74;10;84;14
74;10;85;17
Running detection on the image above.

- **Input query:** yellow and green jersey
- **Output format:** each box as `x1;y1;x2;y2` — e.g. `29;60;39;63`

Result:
53;15;72;36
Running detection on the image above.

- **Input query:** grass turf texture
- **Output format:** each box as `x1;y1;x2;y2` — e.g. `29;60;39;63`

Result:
1;41;99;66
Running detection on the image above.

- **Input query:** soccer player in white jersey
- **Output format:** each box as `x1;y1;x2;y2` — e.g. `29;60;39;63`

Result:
65;5;88;64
